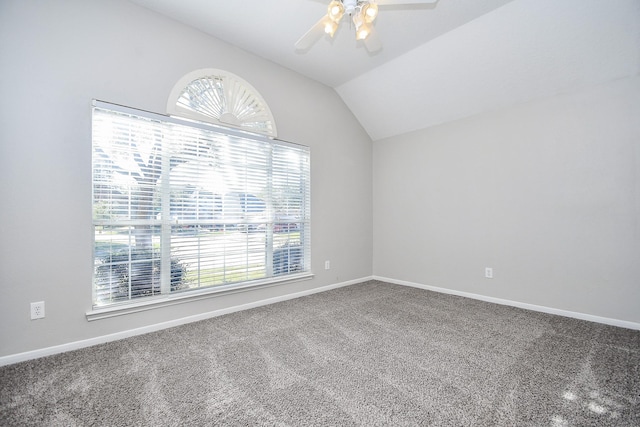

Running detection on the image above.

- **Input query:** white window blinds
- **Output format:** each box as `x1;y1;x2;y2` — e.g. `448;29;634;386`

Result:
92;101;310;307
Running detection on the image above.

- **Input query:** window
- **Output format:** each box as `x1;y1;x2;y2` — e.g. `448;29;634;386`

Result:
92;100;310;309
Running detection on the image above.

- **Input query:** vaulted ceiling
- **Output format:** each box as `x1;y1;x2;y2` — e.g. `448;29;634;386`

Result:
128;0;639;140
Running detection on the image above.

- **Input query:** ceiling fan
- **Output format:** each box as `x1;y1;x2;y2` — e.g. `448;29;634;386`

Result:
295;0;438;52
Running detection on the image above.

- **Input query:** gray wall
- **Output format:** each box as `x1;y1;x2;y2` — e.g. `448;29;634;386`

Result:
0;0;373;357
373;76;640;323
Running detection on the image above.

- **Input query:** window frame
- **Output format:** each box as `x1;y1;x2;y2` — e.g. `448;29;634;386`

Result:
87;100;312;321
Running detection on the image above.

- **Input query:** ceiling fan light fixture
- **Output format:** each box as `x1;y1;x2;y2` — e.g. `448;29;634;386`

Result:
362;3;378;23
323;19;338;37
327;0;345;23
299;0;435;52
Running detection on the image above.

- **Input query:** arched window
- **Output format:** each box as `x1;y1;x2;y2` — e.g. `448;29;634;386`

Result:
167;69;277;137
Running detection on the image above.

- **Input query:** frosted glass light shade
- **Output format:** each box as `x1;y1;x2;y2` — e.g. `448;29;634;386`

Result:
328;1;344;22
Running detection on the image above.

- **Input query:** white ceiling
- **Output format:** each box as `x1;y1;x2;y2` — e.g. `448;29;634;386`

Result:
128;0;639;140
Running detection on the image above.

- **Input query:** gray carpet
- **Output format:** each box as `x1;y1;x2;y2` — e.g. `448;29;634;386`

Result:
1;280;639;426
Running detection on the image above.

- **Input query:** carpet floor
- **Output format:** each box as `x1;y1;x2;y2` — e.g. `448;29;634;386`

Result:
1;280;639;426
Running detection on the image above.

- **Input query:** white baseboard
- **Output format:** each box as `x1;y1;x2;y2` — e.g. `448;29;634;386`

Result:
0;276;373;367
374;275;640;331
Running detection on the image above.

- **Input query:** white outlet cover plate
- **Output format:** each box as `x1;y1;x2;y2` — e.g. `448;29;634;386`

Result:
30;301;45;319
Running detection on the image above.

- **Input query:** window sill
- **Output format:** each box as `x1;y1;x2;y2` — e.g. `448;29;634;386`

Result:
86;273;314;321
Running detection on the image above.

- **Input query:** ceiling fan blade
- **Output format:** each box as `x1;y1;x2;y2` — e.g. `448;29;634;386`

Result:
377;0;437;5
363;26;382;53
295;15;329;51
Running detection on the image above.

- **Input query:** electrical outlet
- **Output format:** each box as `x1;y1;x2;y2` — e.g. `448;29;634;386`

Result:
30;301;45;320
485;267;493;279
325;260;330;270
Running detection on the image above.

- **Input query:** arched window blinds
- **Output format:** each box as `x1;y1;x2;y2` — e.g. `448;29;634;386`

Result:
167;69;277;137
